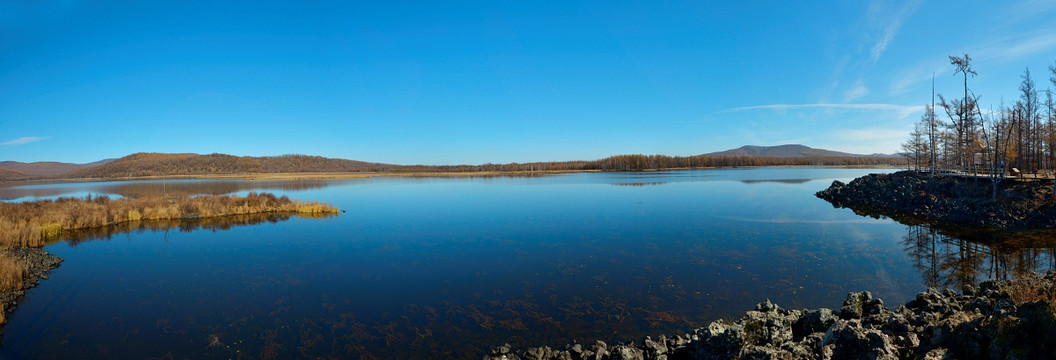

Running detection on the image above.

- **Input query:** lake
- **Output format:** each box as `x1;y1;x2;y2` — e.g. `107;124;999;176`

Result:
1;168;1053;359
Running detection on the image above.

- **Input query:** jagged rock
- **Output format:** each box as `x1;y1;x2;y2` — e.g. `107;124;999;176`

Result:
822;320;898;360
609;345;644;360
483;343;522;360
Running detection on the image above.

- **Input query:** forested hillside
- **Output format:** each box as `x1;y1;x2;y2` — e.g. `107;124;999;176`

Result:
0;161;91;177
0;168;27;180
64;153;385;178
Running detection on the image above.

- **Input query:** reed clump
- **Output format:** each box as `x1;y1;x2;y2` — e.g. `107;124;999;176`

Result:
0;255;24;292
0;192;338;249
1005;275;1056;313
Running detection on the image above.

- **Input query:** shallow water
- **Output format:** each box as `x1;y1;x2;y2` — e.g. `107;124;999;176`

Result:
2;168;1053;359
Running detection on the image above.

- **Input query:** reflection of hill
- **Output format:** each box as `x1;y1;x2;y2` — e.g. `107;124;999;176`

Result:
0;179;343;201
59;212;335;246
102;180;339;198
611;182;667;187
900;224;1056;290
739;179;812;185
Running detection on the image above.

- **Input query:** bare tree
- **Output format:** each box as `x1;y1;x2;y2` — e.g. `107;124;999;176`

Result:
941;54;978;173
928;75;940;175
979;104;1014;201
1018;68;1040;176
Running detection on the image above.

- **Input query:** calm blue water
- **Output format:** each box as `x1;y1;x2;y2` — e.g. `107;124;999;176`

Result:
1;168;1052;359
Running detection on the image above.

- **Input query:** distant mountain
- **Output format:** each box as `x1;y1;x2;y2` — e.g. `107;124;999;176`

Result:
704;144;890;158
65;153;386;178
0;159;114;178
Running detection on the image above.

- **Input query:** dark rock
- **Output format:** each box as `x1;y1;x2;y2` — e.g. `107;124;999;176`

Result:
822;319;898;360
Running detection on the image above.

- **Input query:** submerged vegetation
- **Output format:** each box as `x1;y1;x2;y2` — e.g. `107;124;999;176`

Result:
0;192;337;249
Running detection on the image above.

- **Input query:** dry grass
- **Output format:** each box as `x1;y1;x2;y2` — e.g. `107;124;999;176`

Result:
0;254;24;292
1005;276;1056;312
0;192;338;249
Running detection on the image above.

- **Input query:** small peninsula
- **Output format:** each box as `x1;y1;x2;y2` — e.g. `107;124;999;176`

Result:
0;193;338;328
816;170;1056;230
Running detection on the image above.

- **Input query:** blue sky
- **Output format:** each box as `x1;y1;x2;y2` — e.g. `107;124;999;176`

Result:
2;1;1056;165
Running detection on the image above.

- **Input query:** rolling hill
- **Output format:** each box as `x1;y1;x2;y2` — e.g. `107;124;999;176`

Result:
2;145;902;181
0;160;111;177
703;144;884;158
64;153;386;178
0;167;28;180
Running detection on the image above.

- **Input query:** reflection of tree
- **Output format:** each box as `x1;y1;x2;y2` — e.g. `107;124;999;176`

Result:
57;212;335;246
900;224;1056;288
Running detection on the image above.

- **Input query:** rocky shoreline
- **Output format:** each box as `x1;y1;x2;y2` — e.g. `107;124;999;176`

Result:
485;272;1056;360
0;247;62;326
815;170;1056;229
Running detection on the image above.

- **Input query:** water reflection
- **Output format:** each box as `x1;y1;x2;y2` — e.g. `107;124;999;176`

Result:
740;179;812;185
57;212;335;246
0;179;345;202
611;182;667;187
901;225;1056;289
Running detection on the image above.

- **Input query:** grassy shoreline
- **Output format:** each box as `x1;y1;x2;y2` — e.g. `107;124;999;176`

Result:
0;193;338;305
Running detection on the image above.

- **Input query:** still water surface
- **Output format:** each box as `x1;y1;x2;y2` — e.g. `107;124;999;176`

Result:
2;168;1053;359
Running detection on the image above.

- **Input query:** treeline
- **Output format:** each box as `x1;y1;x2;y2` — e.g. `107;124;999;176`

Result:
0;192;337;248
902;55;1056;183
52;152;901;179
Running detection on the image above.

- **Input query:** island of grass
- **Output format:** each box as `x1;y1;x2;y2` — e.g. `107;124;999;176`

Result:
0;192;338;327
816;170;1056;230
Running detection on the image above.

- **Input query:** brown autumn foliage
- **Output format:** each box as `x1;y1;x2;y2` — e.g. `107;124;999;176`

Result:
64;153;382;178
0;192;338;249
1006;275;1056;312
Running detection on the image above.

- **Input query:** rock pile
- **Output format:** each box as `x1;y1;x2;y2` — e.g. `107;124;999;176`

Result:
815;170;1056;229
485;272;1056;360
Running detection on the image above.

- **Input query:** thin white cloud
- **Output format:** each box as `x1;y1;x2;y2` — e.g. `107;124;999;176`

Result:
844;81;870;102
870;0;923;62
975;29;1056;64
0;136;47;146
722;103;925;119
